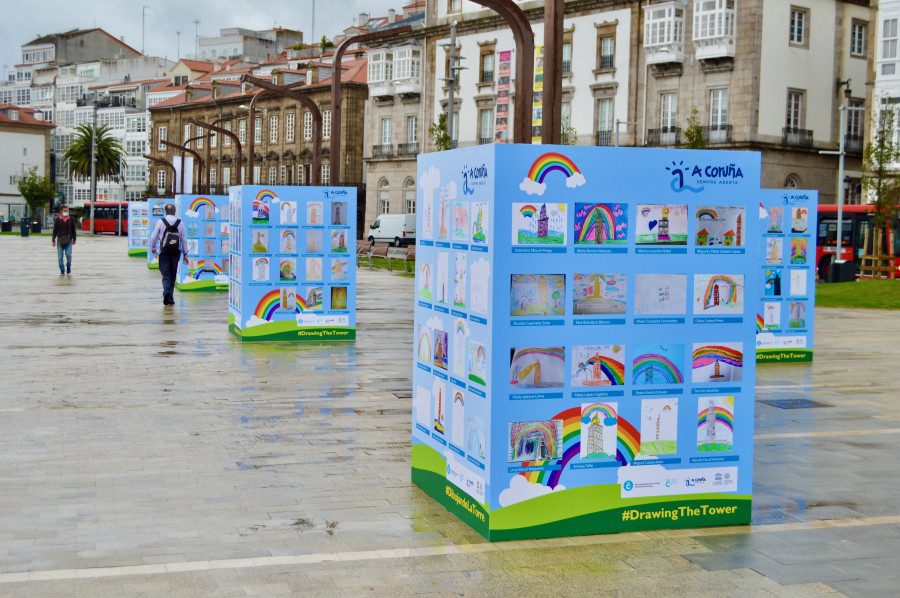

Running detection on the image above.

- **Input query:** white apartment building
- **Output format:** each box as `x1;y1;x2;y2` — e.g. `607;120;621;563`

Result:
873;0;900;179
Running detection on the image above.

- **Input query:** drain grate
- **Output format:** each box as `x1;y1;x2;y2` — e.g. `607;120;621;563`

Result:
758;398;831;409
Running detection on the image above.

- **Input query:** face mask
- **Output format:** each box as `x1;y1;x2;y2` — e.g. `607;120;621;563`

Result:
62;212;69;217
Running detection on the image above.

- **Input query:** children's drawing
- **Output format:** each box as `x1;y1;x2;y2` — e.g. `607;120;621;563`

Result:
510;274;565;316
417;326;432;363
467;416;486;459
415;386;430;428
509;420;564;462
280;230;296;253
306;286;323;310
509;347;565;389
579;403;617;460
187;239;199;255
471;202;488;245
791;238;807;264
432;378;446;434
767;207;783;233
331;202;347;225
789;301;807;328
331;286;348;310
251;230;268;253
331;258;348;281
512;202;566;245
692;274;744;315
634;274;687;315
791;207;808;233
306;230;322;253
764;269;781;297
573;273;626;314
468;340;488;386
252;192;270;224
438;183;454;240
307;201;323;225
204;239;216;255
331;230;348;253
204;222;215;237
279;258;296;282
470;258;490;313
763;302;780;329
279;287;296;313
636;204;687;245
305;257;322;281
452;319;468;377
574;203;627;244
453;201;469;241
451;390;465;448
697;396;734;452
766;238;783;264
453;252;467;308
789;269;807;296
433;327;448;370
639;398;677;457
280;201;297;225
437;252;449;304
695;206;745;247
633;344;685;385
572;345;625;386
252;257;269;282
692;342;743;383
418;262;433;300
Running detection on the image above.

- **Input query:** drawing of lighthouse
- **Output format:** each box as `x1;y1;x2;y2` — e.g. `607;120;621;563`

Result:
736;213;743;246
658;207;670;240
710;359;726;379
583;353;613;386
706;399;717;443
537;204;549;238
586;414;604;456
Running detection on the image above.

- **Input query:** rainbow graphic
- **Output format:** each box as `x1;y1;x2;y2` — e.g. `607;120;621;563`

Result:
577;204;616;243
519;204;537;218
632;353;684;384
254;290;283;321
511;347;565;362
703;275;738;309
282;229;296;243
189;197;216;216
518;406;640;489
476;345;487;362
417;330;432;361
526;152;581;184
576;355;625;385
756;314;765;332
698;404;734;434
253;190;276;221
207;261;224;274
696;208;718;220
512;274;537;284
453;390;464;406
189;259;205;279
455;320;466;336
692;345;743;368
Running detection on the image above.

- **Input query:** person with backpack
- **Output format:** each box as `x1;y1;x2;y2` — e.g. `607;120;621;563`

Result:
51;207;77;276
149;204;188;305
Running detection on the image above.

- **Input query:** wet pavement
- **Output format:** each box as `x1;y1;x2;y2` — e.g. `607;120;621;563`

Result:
1;235;899;597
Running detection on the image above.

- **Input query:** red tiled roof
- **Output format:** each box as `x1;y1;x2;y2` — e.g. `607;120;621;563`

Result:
88;77;167;91
178;59;215;72
0;104;56;128
403;1;426;8
147;81;189;94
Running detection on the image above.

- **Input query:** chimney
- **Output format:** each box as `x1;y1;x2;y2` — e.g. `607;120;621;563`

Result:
184;84;194;101
359;12;369;27
211;80;221;99
388;9;396;22
307;64;319;85
272;69;283;86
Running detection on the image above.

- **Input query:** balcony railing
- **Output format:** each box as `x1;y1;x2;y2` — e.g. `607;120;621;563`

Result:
372;144;393;158
599;54;615;70
480;71;494;84
397;142;419;156
479;137;492;145
782;127;813;148
844;134;863;154
647;126;681;146
596;130;612;146
562;60;572;74
702;124;732;144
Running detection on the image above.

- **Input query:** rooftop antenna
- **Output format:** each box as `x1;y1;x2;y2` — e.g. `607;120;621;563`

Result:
311;0;316;46
142;5;149;54
193;19;200;58
176;31;181;59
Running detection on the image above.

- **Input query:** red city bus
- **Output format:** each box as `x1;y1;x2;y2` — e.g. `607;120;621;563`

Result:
815;204;900;279
82;202;129;235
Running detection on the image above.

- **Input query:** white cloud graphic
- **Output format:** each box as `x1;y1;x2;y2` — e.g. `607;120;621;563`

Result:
270;198;280;204
519;178;546;196
499;475;566;507
446;180;458;201
426;315;443;332
419;166;441;193
244;315;268;328
185;209;199;218
566;172;587;189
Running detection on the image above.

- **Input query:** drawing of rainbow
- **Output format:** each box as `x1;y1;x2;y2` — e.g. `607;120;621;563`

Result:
520;204;537;217
453;390;464;406
703;275;738;309
253;190;276;219
632;353;684;384
331;259;346;274
692;345;743;368
589;273;609;285
253;289;305;320
518;406;640;489
696;208;718;220
526;152;581;184
189;259;205;279
511;347;565;362
282;229;296;243
577;204;616;243
189;197;216;215
510;421;560;462
582;402;617;423
580;355;625;385
456;320;466;336
254;257;268;268
756;314;764;332
476;344;487;362
512;274;537;284
467;421;484;455
698;404;734;434
791;239;807;261
279;261;296;279
417;330;432;361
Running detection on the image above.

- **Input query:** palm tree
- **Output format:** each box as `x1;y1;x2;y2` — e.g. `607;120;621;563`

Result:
63;123;124;182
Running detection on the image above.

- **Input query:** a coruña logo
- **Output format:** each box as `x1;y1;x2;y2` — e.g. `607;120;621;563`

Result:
666;160;744;193
461;163;489;196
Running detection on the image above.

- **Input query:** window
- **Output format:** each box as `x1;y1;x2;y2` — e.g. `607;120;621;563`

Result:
126;140;146;156
404;178;416;213
480;52;495;83
599;36;615;69
241;167;246;184
157;126;167;150
238;119;246;144
847;99;863;138
710;88;728;127
280;165;286;184
9;110;18;121
125;164;145;182
449;0;461;13
224;122;232;146
562;42;572;74
297;165;305;185
270;115;278;143
407;115;418;144
851;21;867;58
254;117;262;143
452;111;459;142
322;164;330;185
303;111;312;140
562;101;571;127
184;124;191;145
479;108;494;143
883;18;898;61
210;130;217;148
693;0;735;40
174;74;188;86
379;179;390;214
268;166;276;185
786;90;804;129
223;167;231;190
126;116;147;133
253;166;261;184
368;51;391;83
790;7;808;46
323;109;331;140
381;118;392;145
286;113;295;142
209;168;216;188
660;92;677;129
598;98;613;132
196;132;203;149
393;48;421;81
645;4;684;47
156;170;166;193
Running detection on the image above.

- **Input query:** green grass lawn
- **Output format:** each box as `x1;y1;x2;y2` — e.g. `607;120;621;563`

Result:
817;279;900;310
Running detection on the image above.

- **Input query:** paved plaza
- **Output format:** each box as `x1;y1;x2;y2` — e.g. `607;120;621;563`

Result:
1;235;899;597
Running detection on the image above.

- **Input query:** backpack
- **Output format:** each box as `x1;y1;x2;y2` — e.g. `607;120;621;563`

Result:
159;218;181;256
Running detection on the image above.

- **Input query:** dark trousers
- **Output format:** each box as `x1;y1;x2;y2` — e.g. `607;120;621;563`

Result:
158;253;179;299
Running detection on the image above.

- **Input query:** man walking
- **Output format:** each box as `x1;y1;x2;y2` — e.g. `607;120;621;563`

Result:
51;206;77;276
149;204;187;306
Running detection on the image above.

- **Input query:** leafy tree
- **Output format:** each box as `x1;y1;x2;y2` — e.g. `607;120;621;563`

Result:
861;109;900;257
320;35;334;54
560;116;578;145
683;107;706;150
429;114;452;152
62;123;124;183
16;167;55;220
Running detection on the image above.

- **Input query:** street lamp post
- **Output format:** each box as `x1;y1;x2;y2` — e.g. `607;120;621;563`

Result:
240;102;268;185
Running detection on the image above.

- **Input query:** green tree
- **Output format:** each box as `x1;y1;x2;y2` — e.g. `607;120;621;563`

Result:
16;167;55;220
560;116;578;145
429;113;452;152
320;35;334;54
861;109;900;257
683;107;706;150
62;123;124;183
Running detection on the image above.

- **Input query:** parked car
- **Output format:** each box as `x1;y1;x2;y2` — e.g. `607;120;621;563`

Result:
368;213;416;246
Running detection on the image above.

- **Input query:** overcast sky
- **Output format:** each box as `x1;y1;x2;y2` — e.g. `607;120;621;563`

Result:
1;0;402;78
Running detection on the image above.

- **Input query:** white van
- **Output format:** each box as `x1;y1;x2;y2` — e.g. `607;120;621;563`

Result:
368;213;416;246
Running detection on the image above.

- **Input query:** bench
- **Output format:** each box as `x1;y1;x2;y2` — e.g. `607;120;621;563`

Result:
356;241;372;268
402;245;416;273
367;243;390;270
386;247;407;272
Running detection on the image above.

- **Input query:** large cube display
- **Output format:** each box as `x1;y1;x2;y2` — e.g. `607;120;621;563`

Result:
146;198;169;269
756;189;817;362
175;194;230;292
412;145;762;540
126;201;149;257
228;185;356;341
